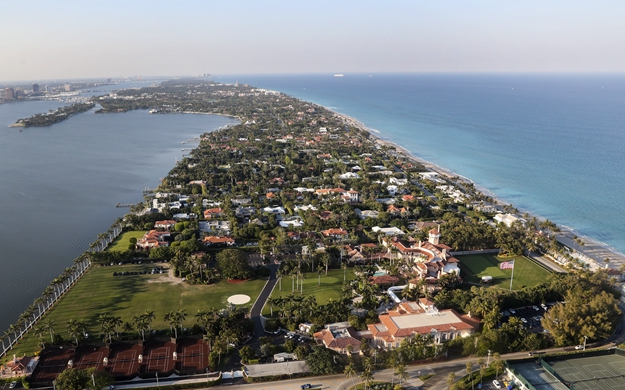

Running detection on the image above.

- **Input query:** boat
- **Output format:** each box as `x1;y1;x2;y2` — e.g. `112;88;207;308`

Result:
334;74;344;77
148;109;158;114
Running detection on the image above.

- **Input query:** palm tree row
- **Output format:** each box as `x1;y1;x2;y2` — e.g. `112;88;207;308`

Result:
0;253;92;358
0;219;123;357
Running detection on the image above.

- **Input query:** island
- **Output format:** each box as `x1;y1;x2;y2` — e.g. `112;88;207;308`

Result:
1;79;623;390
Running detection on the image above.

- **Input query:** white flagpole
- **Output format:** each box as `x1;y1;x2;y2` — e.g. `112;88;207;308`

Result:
509;261;515;291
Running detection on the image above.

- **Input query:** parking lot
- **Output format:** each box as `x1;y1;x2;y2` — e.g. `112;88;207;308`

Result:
502;303;553;333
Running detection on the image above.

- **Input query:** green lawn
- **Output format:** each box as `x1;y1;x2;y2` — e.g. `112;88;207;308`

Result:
8;263;267;358
262;267;355;316
106;231;147;252
458;254;552;290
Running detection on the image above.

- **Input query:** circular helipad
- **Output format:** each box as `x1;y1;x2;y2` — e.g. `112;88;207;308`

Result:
227;294;251;305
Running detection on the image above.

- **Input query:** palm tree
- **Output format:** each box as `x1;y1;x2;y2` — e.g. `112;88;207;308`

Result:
344;361;357;386
466;361;474;390
446;372;457;389
33;326;46;349
132;315;147;341
360;369;374;390
176;309;187;335
395;363;408;386
102;322;115;344
111;316;123;340
122;321;134;336
266;297;275;317
478;358;486;388
43;319;55;343
342;262;348;282
164;311;178;337
276;269;284;291
143;310;156;333
299;271;306;294
66;319;80;345
491;352;504;378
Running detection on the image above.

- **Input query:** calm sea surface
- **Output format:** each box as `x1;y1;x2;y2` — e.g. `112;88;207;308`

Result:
220;73;625;254
0;85;233;332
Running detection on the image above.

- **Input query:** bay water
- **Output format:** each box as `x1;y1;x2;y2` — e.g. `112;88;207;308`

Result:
0;95;232;333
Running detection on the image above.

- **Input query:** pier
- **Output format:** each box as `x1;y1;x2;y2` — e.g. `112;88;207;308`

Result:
116;203;133;208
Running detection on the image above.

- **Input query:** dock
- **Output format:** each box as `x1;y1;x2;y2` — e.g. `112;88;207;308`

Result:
116;203;133;208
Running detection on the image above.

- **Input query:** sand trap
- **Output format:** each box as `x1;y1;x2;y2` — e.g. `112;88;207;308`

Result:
227;294;251;304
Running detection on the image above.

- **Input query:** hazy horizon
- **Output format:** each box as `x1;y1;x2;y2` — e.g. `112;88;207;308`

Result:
2;1;624;82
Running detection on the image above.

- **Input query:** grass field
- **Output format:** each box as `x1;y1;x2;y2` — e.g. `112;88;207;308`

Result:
457;253;552;290
8;263;267;358
262;267;355;316
106;231;147;252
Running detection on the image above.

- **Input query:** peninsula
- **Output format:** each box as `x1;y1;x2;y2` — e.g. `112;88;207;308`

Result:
2;79;622;390
11;101;95;127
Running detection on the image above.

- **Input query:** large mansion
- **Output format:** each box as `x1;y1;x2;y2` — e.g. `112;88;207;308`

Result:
367;299;479;348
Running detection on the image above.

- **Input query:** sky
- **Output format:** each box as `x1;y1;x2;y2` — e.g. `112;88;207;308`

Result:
1;0;624;82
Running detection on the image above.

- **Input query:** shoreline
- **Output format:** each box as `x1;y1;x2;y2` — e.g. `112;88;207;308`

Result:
328;108;625;267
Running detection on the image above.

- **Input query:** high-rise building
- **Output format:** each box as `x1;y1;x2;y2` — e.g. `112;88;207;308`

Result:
32;83;39;93
4;87;15;99
64;84;72;92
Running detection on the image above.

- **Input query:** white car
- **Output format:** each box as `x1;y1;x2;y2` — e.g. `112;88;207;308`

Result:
492;380;502;389
575;345;584;350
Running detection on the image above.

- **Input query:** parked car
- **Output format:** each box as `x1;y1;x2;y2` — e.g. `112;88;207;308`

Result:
541;303;548;310
301;384;312;389
575;345;584;350
492;380;502;389
9;382;17;389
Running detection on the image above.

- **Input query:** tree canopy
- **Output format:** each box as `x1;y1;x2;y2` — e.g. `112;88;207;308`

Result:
216;249;253;280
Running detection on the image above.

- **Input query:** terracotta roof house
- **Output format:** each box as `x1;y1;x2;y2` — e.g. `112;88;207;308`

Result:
322;228;349;239
369;275;400;285
383;228;460;284
154;220;177;230
202;236;235;246
136;230;170;249
367;300;479;348
313;323;363;354
203;208;225;219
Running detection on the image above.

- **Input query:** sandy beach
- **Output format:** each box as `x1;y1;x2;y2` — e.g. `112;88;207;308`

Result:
331;109;625;270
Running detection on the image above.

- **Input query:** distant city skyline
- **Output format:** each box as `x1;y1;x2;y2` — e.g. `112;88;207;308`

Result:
2;0;624;82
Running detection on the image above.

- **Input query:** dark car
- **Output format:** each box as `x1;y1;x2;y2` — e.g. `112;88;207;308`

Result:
301;384;312;389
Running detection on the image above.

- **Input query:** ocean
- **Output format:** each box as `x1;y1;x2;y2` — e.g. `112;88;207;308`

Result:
219;73;625;255
0;83;233;333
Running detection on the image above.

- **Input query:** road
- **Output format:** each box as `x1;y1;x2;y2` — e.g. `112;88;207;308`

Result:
248;263;279;346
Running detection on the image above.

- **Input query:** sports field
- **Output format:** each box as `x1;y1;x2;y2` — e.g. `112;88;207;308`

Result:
457;253;552;290
548;353;625;390
8;262;266;358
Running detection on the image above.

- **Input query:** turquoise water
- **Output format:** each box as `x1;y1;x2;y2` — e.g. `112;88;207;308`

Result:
220;73;625;254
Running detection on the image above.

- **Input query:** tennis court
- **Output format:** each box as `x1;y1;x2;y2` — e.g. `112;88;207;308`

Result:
30;348;75;385
108;343;142;379
177;338;209;372
142;340;176;374
548;354;625;390
74;346;109;371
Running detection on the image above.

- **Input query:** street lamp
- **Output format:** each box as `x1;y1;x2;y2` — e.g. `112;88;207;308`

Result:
487;350;491;366
583;336;587;351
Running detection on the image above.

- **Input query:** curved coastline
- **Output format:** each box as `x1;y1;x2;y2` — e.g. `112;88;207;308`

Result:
328;108;625;266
